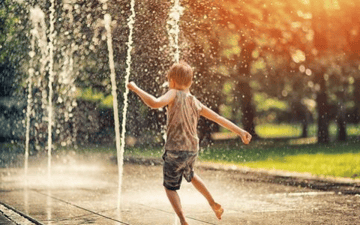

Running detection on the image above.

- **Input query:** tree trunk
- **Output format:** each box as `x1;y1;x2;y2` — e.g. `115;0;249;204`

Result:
237;81;257;137
316;74;330;143
317;93;329;143
301;119;308;138
354;77;360;124
311;0;330;143
337;83;347;141
236;42;258;138
337;110;347;141
292;81;309;138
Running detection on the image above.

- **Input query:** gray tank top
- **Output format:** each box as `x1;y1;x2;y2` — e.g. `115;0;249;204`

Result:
164;90;202;152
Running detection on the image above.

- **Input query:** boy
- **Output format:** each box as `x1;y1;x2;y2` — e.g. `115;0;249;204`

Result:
127;61;252;225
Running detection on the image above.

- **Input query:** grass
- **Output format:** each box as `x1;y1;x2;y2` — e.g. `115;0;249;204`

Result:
199;138;360;179
242;153;360;178
256;123;360;138
69;137;360;179
4;123;360;179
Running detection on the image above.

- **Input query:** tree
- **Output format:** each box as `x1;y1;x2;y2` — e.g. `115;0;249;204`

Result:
306;0;331;143
0;0;29;97
181;0;314;140
339;0;360;126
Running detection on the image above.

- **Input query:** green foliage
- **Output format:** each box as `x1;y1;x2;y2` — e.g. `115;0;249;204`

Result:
0;2;19;62
254;93;289;112
77;87;104;102
76;87;113;108
221;33;241;59
3;0;359;146
101;95;114;108
253;93;289;123
0;0;28;96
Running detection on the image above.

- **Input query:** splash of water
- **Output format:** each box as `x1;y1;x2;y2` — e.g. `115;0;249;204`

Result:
63;2;78;146
167;0;184;63
161;1;185;146
58;29;77;147
47;189;52;224
28;6;48;158
48;0;56;181
28;6;48;180
103;12;122;209
118;0;136;209
24;31;36;179
168;2;184;223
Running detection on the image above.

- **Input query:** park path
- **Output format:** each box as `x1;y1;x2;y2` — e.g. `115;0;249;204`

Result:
0;155;359;225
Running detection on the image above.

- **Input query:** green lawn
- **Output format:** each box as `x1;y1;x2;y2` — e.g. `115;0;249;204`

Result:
5;123;360;179
81;136;360;179
57;132;360;179
256;123;360;138
242;153;360;178
199;138;360;179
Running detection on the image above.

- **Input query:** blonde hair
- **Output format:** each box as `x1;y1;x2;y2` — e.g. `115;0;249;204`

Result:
167;61;193;86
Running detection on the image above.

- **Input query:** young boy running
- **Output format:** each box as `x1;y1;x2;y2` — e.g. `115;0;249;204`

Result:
127;61;252;225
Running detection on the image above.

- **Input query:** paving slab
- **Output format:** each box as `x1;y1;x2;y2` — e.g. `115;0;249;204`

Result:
0;212;16;225
0;154;359;224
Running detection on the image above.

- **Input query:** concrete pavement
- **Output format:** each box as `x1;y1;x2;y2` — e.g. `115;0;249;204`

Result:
0;154;359;224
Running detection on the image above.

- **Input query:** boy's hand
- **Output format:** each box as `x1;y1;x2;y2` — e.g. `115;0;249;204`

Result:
240;131;252;145
127;81;137;92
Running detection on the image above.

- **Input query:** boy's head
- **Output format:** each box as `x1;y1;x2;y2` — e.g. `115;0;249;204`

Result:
167;61;193;88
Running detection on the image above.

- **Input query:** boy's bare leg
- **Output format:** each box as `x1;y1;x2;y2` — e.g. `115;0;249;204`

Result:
164;187;189;225
191;174;224;220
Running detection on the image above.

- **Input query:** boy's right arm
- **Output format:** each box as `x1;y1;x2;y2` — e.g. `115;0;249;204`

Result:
127;81;176;109
200;104;252;144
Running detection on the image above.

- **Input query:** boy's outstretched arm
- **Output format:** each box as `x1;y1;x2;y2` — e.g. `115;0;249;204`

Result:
200;105;252;144
127;81;176;109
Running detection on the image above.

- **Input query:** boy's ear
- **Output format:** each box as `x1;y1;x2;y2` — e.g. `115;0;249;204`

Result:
170;78;175;87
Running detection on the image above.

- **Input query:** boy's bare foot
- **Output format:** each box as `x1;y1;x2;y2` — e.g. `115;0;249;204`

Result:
211;203;224;220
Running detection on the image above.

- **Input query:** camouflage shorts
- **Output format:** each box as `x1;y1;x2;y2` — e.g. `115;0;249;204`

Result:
162;150;198;190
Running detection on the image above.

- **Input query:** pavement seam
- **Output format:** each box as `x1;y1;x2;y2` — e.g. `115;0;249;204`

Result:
0;201;43;225
31;189;130;225
0;208;15;225
43;208;118;223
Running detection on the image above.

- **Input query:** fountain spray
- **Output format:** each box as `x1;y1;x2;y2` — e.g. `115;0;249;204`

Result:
167;0;184;63
47;0;56;181
159;1;185;145
103;12;122;209
103;0;136;209
25;31;36;179
168;1;184;223
118;0;136;209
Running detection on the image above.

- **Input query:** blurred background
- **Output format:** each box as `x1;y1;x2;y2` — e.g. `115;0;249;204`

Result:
1;0;359;178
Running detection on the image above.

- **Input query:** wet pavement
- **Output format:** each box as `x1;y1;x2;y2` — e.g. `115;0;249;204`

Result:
0;213;15;225
0;154;360;224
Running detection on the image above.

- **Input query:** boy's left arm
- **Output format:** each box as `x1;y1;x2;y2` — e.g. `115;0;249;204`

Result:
127;81;176;109
200;104;252;144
